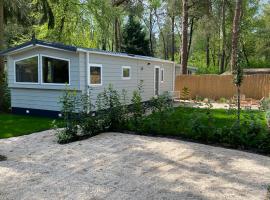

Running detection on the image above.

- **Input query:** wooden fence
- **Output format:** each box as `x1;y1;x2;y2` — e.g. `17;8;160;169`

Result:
175;74;270;100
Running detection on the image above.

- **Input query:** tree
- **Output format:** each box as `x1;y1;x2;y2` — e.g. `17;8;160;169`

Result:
233;53;243;124
230;0;243;72
181;0;188;74
0;0;4;110
122;15;151;56
220;0;226;73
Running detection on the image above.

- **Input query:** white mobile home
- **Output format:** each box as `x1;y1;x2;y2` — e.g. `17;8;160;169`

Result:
1;40;175;117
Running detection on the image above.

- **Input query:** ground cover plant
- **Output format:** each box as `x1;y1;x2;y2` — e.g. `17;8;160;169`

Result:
57;85;270;154
0;113;54;139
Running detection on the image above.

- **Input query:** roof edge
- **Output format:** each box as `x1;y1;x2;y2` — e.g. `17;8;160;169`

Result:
1;39;174;64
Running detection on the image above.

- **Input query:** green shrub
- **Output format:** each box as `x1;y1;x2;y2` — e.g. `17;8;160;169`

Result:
79;90;103;136
260;97;270;111
181;87;190;100
130;82;144;132
0;72;10;112
218;97;228;103
56;87;80;144
96;84;125;131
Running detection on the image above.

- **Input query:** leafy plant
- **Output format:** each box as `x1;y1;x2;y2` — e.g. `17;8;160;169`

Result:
96;84;125;131
181;86;190;100
79;89;102;137
0;72;10;112
149;92;173;132
130;82;144;132
56;87;79;144
233;53;244;124
260;97;270;111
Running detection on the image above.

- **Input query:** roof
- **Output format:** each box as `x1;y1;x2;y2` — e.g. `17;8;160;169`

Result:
0;39;174;64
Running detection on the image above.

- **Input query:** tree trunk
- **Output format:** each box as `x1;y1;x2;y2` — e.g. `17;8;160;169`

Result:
114;17;121;52
155;10;167;59
206;37;210;67
149;9;154;56
230;0;242;72
220;0;226;73
242;43;249;66
206;0;212;68
181;0;188;74
0;0;4;110
187;17;194;59
171;14;175;61
237;86;241;123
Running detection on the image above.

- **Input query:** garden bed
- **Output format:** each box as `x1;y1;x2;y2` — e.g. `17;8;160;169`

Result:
127;107;270;154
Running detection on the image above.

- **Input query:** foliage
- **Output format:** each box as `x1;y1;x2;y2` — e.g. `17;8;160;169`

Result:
149;92;173;132
260;97;270;111
0;72;10;112
181;86;190;100
78;90;102;137
122;15;151;56
56;87;79;144
233;54;244;123
130;82;145;132
138;106;270;154
96;84;126;131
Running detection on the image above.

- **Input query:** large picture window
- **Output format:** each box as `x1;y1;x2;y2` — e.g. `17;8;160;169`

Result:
89;64;102;86
15;56;38;83
42;56;69;84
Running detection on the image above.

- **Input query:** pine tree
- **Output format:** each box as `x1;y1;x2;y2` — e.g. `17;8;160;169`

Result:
122;15;151;56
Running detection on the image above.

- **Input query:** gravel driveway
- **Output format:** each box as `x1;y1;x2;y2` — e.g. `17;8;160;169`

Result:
0;131;270;200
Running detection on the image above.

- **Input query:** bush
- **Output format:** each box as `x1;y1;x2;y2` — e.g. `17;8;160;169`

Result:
79;90;103;137
56;87;80;144
0;72;10;112
129;82;145;132
96;84;126;131
260;97;270;111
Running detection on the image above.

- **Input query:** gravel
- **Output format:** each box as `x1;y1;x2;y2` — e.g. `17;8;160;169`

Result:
0;130;270;200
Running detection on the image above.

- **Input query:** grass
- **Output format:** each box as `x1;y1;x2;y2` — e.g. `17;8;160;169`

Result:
144;107;268;135
0;113;54;139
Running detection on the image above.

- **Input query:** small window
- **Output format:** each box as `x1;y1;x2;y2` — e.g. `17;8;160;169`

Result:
122;66;131;79
15;56;38;83
89;64;102;85
161;68;164;83
42;56;69;84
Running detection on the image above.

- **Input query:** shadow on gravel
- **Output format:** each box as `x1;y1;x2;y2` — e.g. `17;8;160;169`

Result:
0;155;7;161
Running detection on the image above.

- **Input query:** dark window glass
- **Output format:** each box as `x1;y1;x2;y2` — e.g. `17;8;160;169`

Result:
42;56;69;84
161;69;164;82
90;66;101;84
123;68;130;78
15;56;38;83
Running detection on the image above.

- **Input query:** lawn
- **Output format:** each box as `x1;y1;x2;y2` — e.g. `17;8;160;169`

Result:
0;113;54;139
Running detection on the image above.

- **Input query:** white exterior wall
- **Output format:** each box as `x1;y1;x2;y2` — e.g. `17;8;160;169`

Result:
7;47;174;112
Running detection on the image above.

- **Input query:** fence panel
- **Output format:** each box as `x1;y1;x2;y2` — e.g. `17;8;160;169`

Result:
175;74;270;100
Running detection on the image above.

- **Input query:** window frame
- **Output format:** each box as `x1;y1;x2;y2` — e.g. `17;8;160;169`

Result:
14;54;40;84
40;54;71;86
161;68;165;83
88;63;103;86
122;66;131;80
